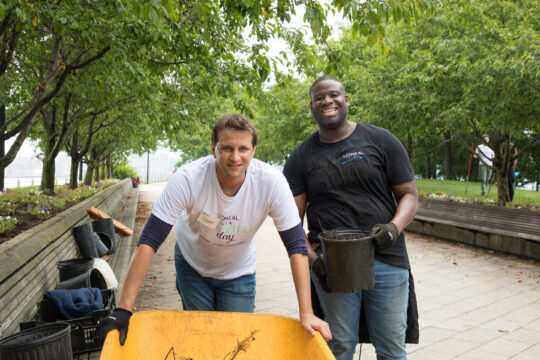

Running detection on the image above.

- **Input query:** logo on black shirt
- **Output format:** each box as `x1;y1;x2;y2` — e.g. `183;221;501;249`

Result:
341;152;365;165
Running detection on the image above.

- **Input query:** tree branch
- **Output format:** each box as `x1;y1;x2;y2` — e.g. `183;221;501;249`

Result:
67;46;110;70
149;59;187;66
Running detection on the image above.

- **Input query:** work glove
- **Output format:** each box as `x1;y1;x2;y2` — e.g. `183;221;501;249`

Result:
97;307;132;346
371;223;399;251
311;256;332;293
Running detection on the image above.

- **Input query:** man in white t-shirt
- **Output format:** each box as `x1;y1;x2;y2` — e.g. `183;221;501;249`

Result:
98;114;331;345
474;134;495;196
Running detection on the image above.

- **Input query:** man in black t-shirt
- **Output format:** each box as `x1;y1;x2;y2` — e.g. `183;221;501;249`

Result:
283;76;418;360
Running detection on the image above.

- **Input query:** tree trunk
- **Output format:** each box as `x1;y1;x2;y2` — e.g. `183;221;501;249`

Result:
100;162;105;181
41;156;56;195
426;155;432;179
444;132;452;180
107;156;112;178
407;134;414;170
69;157;79;189
495;167;510;205
0;105;5;190
84;163;94;186
94;162;100;182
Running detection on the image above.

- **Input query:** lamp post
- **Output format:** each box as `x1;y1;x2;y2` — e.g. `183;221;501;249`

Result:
146;151;150;184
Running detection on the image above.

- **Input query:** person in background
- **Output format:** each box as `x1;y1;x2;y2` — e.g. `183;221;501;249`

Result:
508;142;518;202
98;113;331;345
474;134;495;196
283;75;418;360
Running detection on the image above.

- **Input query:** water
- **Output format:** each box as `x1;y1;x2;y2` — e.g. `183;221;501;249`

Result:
3;176;71;189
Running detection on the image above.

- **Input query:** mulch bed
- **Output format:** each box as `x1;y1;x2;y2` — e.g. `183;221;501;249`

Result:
0;203;77;245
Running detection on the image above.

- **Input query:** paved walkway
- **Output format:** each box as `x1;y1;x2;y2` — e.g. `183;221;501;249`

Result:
132;183;540;360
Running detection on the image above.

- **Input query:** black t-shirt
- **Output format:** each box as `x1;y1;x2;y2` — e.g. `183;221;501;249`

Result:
283;123;414;269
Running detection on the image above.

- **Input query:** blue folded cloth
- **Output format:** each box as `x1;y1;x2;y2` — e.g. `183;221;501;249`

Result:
44;288;103;320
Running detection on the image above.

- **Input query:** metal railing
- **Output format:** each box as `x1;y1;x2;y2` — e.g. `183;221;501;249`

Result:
4;173;172;189
3;176;70;189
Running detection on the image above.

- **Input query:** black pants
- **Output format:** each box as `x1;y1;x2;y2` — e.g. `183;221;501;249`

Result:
508;166;516;201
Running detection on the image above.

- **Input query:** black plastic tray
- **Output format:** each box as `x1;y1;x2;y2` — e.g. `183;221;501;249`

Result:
19;289;115;354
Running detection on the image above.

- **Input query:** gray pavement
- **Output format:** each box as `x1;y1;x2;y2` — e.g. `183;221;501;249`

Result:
132;182;540;360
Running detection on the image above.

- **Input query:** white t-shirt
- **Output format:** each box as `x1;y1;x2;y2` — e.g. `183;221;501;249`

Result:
476;144;494;167
152;156;300;279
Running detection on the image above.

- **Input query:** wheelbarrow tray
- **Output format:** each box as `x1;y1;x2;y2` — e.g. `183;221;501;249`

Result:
100;310;334;359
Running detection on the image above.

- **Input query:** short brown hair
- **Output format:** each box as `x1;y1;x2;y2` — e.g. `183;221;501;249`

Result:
211;114;258;147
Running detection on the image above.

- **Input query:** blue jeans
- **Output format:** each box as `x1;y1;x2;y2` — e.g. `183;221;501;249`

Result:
313;252;409;360
174;242;256;312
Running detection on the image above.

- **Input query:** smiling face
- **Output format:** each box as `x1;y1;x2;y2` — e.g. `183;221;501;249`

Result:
212;128;256;183
310;79;349;131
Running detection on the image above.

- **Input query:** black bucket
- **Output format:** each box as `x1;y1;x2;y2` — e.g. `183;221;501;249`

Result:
72;223;98;258
131;177;138;188
318;229;375;293
0;323;72;360
55;268;107;290
93;233;110;257
92;218;116;254
56;258;94;282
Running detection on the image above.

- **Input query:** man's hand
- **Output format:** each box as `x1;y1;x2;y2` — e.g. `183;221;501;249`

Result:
300;313;332;341
311;257;332;293
371;223;399;251
97;308;132;345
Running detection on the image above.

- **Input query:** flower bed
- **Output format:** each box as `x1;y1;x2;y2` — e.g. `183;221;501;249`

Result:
0;181;118;244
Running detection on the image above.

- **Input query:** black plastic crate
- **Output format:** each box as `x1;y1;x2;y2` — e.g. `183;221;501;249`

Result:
20;289;115;354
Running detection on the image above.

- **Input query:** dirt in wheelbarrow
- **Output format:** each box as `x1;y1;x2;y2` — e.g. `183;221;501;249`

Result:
163;330;258;360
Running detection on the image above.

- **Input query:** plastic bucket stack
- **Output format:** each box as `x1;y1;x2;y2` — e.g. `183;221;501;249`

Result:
57;258;94;282
55;268;108;291
0;323;72;360
92;218;116;255
318;229;375;293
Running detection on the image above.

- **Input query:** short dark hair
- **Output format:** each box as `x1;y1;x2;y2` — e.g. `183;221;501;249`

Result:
211;113;258;147
309;75;345;99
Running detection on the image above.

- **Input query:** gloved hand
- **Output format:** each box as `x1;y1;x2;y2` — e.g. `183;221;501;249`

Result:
371;223;399;251
97;307;132;345
311;257;332;293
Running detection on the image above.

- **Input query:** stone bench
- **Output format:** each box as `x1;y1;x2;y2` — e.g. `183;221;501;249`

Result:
0;178;138;341
407;197;540;259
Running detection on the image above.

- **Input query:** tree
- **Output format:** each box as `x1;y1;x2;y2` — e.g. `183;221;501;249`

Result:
0;1;115;173
324;0;538;204
3;0;434;189
251;77;316;163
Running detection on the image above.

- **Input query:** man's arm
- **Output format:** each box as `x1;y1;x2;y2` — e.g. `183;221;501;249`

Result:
97;244;155;345
390;179;418;233
293;193;318;266
98;215;172;344
287;193;331;340
117;244;155;310
289;253;332;341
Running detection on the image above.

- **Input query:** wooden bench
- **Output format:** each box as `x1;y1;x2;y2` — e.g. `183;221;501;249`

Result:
407;197;540;259
0;179;138;343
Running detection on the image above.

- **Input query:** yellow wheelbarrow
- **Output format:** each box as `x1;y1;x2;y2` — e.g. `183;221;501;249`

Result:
100;310;335;359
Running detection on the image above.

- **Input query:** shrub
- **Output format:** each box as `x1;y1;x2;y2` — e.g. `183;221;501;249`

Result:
0;216;18;232
113;164;138;180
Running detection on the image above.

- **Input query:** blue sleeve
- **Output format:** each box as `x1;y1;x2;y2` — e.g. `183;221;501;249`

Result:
278;222;307;256
136;214;173;252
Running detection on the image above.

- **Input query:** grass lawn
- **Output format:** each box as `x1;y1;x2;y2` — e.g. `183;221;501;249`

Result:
415;179;540;209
